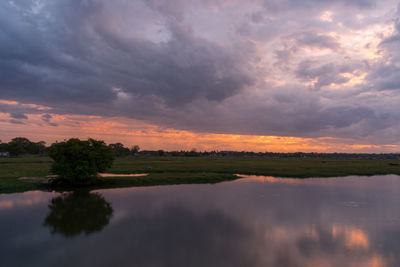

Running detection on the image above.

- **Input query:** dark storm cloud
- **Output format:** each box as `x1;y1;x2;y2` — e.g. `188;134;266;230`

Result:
42;114;52;120
262;0;375;12
41;114;58;126
9;112;27;120
367;18;400;92
1;0;400;142
293;32;341;51
8;119;25;125
0;0;254;108
120;86;387;139
0;102;44;120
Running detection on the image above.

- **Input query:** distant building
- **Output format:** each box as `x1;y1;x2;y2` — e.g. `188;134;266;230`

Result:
0;152;9;157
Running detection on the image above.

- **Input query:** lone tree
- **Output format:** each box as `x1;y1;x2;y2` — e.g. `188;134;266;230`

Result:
49;138;114;184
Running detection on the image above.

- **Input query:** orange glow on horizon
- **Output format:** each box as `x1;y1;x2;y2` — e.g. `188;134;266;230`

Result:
1;110;400;152
1;100;400;153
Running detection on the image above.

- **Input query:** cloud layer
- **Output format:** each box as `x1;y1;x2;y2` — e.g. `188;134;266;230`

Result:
1;0;400;146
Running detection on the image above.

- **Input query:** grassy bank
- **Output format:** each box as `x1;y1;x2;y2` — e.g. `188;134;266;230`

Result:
1;156;400;193
109;156;400;177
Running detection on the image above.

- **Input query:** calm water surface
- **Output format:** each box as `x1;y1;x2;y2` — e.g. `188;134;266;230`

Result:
1;175;400;267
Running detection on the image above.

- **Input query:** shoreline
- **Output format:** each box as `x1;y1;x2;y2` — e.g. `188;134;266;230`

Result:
2;156;400;194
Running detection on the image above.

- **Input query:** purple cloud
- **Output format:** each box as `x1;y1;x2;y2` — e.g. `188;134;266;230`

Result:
0;0;400;145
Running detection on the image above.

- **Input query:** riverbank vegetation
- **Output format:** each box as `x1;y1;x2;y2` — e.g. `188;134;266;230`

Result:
1;156;400;194
48;138;114;184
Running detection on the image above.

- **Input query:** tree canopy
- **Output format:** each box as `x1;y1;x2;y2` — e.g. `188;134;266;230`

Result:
48;138;114;183
109;142;130;157
1;137;46;156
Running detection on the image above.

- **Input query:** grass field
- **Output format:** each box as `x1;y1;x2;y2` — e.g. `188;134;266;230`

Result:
1;156;400;193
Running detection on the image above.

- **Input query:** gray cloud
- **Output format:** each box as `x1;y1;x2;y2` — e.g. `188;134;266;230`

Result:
295;60;366;90
41;114;58;126
367;18;400;91
293;32;341;51
1;0;400;143
42;114;52;120
9;119;25;125
0;0;255;108
9;112;28;119
0;103;43;118
262;0;375;12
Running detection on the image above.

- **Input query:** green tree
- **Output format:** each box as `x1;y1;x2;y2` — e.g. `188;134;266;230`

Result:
109;142;130;157
131;145;140;154
49;138;114;183
7;137;31;156
35;141;47;155
0;141;8;153
5;137;47;156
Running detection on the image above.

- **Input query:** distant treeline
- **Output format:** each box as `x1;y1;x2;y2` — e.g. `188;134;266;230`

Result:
1;137;400;159
0;137;46;156
138;150;400;160
0;138;140;158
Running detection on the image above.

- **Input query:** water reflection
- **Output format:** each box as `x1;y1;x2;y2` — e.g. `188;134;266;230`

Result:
1;175;400;266
43;191;113;237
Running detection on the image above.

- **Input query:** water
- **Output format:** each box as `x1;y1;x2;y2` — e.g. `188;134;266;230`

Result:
1;175;400;267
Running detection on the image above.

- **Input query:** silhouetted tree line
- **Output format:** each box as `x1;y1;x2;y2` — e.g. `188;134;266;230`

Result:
108;143;140;157
0;137;46;156
138;150;400;159
1;137;400;159
0;137;141;157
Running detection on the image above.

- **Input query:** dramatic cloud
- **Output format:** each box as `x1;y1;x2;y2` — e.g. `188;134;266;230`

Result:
9;112;27;120
1;0;400;149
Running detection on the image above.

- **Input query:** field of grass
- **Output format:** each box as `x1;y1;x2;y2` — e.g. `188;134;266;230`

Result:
1;156;400;193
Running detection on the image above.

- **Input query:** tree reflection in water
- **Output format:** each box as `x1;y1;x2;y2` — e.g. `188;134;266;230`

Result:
44;191;113;237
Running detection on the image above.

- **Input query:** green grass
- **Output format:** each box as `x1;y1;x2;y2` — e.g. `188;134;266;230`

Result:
108;156;400;177
1;156;400;194
0;157;52;193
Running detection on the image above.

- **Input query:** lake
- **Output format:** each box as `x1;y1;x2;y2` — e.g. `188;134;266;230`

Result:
1;175;400;267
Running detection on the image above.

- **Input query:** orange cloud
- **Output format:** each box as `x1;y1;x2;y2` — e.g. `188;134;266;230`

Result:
1;100;400;152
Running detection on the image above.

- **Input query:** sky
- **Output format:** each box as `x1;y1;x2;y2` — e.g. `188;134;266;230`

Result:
1;0;400;152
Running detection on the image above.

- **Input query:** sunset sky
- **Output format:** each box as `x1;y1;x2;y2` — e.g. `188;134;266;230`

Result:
1;0;400;152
